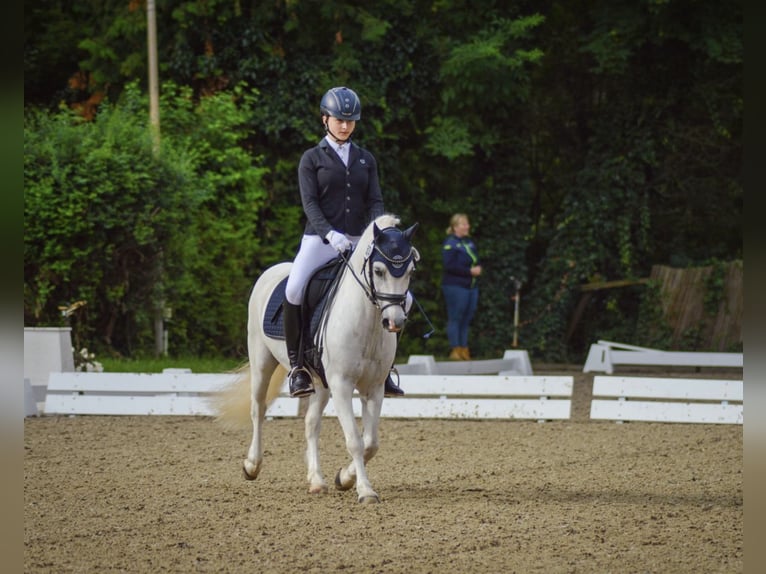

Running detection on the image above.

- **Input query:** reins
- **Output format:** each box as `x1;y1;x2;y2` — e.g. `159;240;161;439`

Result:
338;248;378;307
312;226;434;364
310;246;381;371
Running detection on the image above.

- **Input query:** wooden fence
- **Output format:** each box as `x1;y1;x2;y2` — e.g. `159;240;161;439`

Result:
650;261;742;351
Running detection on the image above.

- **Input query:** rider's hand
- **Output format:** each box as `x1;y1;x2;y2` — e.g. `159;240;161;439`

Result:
326;230;352;253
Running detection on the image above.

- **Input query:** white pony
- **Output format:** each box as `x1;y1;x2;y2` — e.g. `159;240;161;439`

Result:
219;214;418;503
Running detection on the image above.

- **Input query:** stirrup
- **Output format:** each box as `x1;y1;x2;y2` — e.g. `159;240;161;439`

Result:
288;366;314;398
384;367;404;397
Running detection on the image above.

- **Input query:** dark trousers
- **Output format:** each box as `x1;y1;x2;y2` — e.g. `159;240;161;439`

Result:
442;284;479;348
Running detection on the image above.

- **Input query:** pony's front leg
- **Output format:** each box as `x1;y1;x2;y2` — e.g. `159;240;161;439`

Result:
360;392;382;465
336;390;383;495
332;387;380;503
304;387;331;494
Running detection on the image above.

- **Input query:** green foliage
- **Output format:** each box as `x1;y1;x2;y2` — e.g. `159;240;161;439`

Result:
24;98;192;352
633;281;674;350
24;0;743;362
702;258;730;316
99;355;243;374
424;116;473;160
155;81;270;356
25;81;269;357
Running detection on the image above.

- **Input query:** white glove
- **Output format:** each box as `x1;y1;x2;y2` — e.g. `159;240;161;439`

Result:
326;230;352;253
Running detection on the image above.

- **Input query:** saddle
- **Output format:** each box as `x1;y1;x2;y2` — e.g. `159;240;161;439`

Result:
262;257;346;385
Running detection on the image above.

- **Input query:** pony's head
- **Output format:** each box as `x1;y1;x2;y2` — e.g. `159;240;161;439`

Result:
356;217;419;332
370;221;420;277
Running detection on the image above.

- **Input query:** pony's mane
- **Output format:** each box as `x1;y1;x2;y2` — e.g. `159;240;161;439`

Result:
364;214;400;238
374;213;400;228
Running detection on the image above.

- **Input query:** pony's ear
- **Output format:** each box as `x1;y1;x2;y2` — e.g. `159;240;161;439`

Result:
403;222;419;241
373;222;382;240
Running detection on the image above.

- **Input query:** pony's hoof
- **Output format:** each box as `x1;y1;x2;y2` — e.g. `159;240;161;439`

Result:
358;494;381;504
242;461;259;481
334;468;355;491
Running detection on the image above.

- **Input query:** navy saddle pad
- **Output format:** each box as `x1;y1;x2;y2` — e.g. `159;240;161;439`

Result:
262;257;345;340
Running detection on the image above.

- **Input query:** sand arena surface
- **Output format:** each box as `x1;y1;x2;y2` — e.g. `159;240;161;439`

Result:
24;368;742;573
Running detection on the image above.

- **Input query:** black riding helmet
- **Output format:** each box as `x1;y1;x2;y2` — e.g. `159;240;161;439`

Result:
320;87;362;121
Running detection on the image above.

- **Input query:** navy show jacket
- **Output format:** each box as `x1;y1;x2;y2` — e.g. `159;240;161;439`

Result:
298;137;385;240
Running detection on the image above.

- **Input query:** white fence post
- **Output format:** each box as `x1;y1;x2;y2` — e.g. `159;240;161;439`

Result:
24;327;75;413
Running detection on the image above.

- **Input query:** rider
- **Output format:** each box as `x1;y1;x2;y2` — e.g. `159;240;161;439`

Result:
283;86;405;399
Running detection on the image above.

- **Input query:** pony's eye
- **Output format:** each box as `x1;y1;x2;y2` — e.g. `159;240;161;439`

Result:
374;267;385;278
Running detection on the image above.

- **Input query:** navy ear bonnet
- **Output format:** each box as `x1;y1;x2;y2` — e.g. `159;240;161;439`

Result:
370;223;420;278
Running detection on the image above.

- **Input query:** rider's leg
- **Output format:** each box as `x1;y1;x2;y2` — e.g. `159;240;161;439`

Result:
283;235;336;398
282;301;314;397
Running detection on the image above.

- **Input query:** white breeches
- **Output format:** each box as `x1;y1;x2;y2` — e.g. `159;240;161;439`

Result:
284;233;413;313
285;234;359;305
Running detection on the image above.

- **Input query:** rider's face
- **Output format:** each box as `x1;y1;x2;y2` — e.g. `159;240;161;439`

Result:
325;116;356;140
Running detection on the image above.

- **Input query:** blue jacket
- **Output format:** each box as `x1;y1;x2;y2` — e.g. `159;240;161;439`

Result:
442;234;480;289
298;138;385;239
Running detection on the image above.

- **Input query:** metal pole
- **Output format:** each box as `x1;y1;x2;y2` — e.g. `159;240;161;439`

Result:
147;0;160;153
147;1;164;355
511;277;521;348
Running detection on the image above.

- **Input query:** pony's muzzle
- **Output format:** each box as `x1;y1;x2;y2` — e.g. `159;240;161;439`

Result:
381;314;405;332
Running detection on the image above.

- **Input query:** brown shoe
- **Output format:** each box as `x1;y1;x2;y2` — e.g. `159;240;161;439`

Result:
449;347;462;360
460;347;471;360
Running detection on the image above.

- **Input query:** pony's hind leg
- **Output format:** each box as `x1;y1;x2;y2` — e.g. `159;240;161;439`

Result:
304;386;331;493
243;353;279;480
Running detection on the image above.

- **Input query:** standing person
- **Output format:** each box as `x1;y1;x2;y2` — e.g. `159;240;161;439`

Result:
441;213;482;360
283;86;405;398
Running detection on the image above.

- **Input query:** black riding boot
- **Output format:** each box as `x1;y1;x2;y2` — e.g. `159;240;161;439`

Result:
384;367;404;397
283;301;314;398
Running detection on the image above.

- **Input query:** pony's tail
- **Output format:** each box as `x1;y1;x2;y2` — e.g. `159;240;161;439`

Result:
267;365;287;404
210;362;287;430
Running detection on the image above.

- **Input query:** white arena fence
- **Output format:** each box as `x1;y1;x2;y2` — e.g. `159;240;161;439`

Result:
24;332;743;424
42;369;573;422
583;340;743;374
590;376;743;424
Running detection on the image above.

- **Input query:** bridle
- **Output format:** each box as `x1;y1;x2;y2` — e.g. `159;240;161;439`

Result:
339;225;419;316
313;223;432;364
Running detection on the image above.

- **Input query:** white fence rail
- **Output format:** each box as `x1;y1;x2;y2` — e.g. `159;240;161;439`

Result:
583;340;743;374
24;327;76;411
43;370;571;421
590;376;743;424
397;350;533;376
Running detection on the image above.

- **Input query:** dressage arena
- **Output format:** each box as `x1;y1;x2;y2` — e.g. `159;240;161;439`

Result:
24;366;742;573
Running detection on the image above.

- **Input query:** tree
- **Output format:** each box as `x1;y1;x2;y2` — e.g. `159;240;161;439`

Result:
24;82;269;356
24;0;743;360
